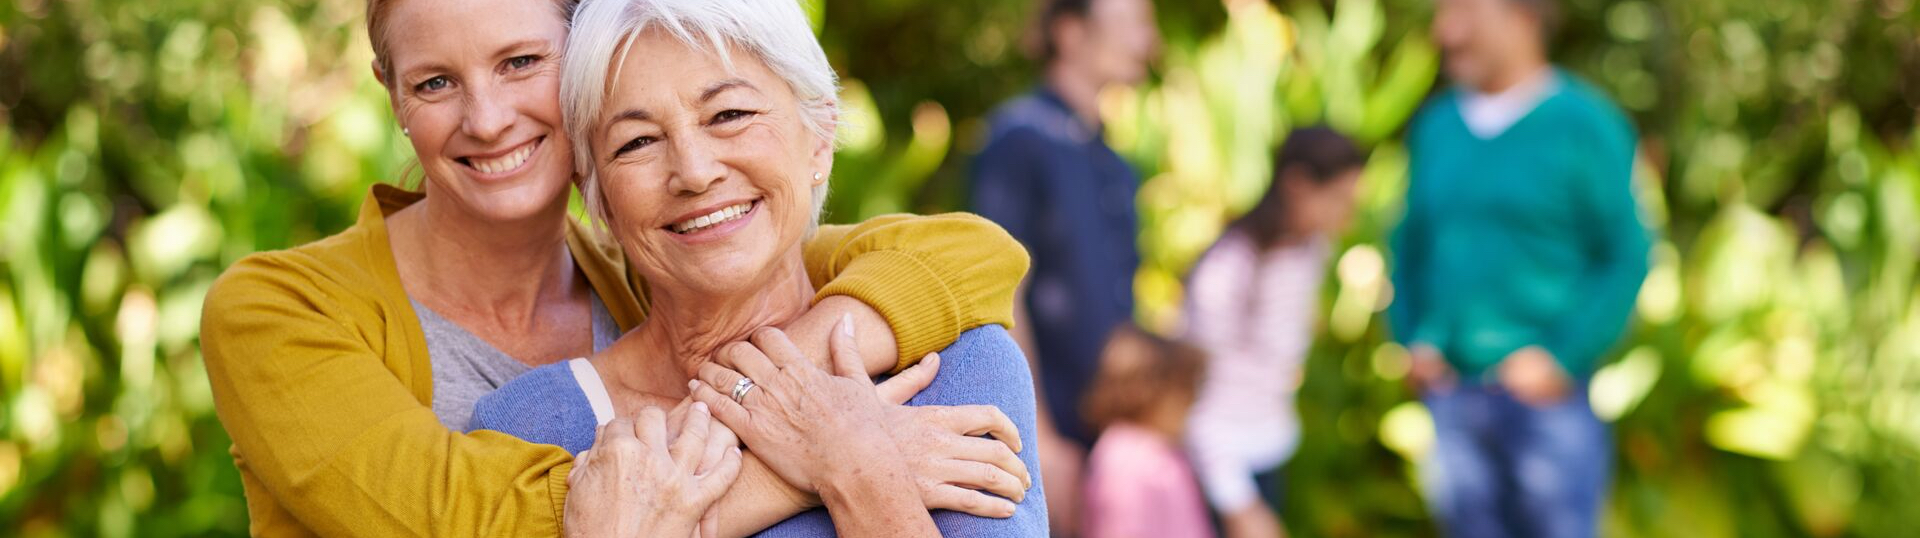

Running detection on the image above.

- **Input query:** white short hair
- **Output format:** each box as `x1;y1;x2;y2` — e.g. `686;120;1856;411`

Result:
563;0;839;228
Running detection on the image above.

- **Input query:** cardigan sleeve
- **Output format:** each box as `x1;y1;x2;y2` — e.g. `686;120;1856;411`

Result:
803;213;1031;373
200;254;575;537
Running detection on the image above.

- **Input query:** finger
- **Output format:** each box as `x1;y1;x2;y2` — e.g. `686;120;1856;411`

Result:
952;435;1032;490
600;416;637;449
670;402;712;475
697;412;736;476
637;406;670;453
696;446;745;505
747;326;810;372
932;459;1027;502
697;362;765;409
689;379;753;434
699;508;719;538
666;397;695;439
942;405;1023;454
923;483;1016;519
715;340;782;389
828;313;870;383
875;352;940;404
568;449;591;485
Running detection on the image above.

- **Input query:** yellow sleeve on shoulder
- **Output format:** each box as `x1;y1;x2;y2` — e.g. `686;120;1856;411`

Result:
200;253;574;537
802;213;1030;373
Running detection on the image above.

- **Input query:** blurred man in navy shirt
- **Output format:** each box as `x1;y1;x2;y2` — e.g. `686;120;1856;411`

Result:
970;0;1159;534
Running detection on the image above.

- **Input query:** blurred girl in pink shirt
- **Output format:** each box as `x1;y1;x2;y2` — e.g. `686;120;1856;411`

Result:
1081;325;1215;538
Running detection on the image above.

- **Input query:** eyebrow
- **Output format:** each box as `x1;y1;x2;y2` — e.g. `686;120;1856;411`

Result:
609;108;652;126
496;39;548;57
397;39;549;84
602;79;754;130
700;79;753;103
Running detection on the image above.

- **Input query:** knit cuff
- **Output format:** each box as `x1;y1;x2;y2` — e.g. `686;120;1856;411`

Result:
549;461;573;533
814;250;962;374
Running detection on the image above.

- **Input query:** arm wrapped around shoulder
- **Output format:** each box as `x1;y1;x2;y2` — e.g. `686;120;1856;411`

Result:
805;213;1032;372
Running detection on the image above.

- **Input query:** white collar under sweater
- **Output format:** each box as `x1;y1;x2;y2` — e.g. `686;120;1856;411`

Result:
1457;67;1559;140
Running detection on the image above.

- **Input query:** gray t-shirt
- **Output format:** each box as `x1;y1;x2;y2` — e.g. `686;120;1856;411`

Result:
414;292;621;430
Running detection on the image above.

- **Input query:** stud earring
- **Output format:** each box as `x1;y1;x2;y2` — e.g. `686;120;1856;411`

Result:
402;127;411;137
813;172;823;181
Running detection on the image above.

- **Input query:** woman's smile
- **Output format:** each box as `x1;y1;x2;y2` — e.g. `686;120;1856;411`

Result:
455;135;547;180
665;198;761;243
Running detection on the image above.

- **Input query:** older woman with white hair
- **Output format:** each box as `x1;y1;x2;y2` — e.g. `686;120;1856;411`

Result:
469;0;1048;535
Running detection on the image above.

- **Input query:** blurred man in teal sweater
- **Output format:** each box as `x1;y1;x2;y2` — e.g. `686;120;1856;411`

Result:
1389;0;1650;536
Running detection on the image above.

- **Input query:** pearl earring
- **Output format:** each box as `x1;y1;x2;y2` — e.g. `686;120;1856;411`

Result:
813;172;823;181
402;127;411;137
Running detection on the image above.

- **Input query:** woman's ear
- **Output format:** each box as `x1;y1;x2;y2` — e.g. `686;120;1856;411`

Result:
374;60;406;131
372;60;391;92
809;103;839;184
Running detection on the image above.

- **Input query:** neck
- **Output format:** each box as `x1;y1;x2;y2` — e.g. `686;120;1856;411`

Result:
614;246;817;389
1476;57;1550;95
393;190;577;320
1045;62;1107;130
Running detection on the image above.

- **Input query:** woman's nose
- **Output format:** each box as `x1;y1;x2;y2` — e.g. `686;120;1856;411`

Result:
666;136;727;195
460;83;515;143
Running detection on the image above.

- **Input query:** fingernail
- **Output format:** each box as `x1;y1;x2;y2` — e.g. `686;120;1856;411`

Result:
839;313;854;338
692;401;709;415
731;446;742;456
687;379;701;391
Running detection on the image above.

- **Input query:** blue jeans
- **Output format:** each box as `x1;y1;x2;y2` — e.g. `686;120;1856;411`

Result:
1421;383;1610;538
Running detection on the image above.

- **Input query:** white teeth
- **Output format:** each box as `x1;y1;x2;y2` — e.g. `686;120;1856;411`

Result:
470;141;536;175
670;202;754;234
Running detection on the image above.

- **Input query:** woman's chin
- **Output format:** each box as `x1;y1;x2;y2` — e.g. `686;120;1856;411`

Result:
438;171;573;223
652;252;788;299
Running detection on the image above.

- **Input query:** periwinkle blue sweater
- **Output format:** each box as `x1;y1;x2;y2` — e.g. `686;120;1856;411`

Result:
468;326;1049;537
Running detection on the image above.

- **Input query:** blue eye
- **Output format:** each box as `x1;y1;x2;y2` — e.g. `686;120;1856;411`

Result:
507;55;538;70
415;76;450;93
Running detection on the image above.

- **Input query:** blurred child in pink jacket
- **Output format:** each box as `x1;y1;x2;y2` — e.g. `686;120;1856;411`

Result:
1081;325;1215;538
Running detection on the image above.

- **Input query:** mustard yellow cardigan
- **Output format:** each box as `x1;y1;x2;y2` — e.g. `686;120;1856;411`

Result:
199;185;1029;536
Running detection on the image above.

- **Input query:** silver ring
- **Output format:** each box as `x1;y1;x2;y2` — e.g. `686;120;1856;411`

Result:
730;377;757;403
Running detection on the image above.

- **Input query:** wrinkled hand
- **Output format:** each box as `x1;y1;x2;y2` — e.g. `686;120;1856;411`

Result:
1406;343;1456;395
1499;346;1571;407
662;398;742;537
876;352;1031;518
565;406;743;538
690;323;902;494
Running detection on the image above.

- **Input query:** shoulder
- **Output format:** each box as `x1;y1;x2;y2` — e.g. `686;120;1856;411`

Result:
468;362;598;453
979;95;1080;154
910;326;1050;535
202;223;386;330
1198;229;1258;268
905;326;1038;421
934;326;1029;374
1408;88;1463;140
1544;71;1636;145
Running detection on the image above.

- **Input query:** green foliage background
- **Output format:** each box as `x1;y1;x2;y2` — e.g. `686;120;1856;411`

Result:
2;0;1918;536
